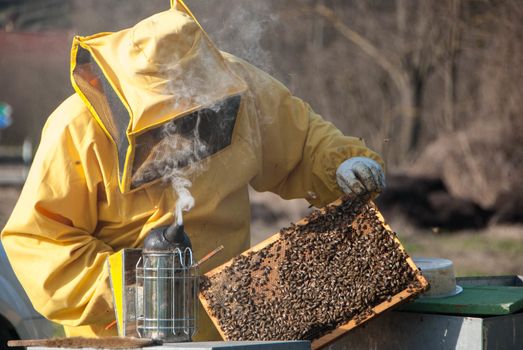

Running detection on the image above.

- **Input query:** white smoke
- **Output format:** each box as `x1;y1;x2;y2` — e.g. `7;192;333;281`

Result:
196;0;277;73
131;113;210;226
160;116;206;226
134;2;278;226
158;55;239;225
163;42;241;112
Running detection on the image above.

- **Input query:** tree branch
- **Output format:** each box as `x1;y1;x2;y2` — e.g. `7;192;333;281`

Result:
313;3;409;91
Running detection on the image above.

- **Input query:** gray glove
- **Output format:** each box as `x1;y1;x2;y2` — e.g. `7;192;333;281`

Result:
336;157;385;198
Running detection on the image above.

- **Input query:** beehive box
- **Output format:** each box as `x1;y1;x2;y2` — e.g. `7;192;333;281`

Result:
199;197;428;349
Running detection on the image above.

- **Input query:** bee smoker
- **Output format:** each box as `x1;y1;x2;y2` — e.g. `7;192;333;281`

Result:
135;223;198;341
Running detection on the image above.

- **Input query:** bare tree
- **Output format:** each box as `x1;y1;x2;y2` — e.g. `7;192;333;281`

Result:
301;0;462;161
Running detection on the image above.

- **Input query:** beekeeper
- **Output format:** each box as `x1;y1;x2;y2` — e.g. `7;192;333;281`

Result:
1;0;384;339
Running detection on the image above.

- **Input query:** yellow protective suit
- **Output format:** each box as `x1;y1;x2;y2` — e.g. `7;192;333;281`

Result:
1;1;383;340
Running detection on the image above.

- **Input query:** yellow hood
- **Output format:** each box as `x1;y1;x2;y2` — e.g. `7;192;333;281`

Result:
70;1;247;193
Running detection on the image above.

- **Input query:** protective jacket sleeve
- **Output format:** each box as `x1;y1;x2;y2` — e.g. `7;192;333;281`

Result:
230;57;384;207
1;97;115;327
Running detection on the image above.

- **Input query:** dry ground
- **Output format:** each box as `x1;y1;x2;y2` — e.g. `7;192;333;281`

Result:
388;216;523;276
1;177;521;277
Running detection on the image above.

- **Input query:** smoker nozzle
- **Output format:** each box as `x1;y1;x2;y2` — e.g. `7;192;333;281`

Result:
143;223;192;252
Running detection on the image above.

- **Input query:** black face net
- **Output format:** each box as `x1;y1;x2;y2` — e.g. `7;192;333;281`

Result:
131;95;241;189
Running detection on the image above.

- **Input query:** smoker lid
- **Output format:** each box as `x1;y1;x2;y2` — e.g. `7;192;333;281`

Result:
143;224;192;252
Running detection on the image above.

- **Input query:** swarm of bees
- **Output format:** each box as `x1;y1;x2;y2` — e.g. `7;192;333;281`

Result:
200;197;424;342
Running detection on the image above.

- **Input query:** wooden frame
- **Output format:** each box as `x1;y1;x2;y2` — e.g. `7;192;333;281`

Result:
199;199;429;349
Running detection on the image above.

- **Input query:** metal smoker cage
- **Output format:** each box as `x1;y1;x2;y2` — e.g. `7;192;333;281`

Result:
135;247;198;341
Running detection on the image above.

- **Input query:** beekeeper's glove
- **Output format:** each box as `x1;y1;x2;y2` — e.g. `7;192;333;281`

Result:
336;157;385;199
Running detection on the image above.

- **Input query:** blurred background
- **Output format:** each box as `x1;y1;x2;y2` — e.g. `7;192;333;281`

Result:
0;0;521;276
